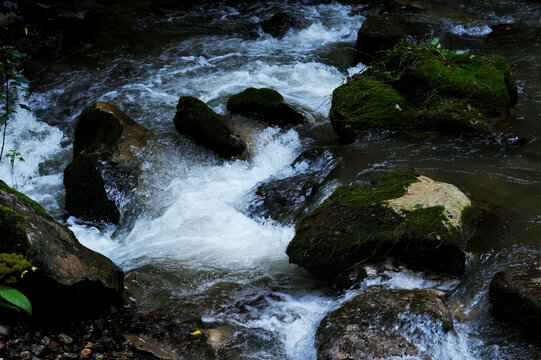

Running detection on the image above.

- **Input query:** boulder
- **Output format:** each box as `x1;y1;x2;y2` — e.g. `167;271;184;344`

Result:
261;12;297;38
286;168;481;285
248;148;334;225
174;96;247;158
354;14;426;64
332;42;518;142
489;262;541;339
0;180;124;317
227;88;304;126
316;287;453;360
64;102;156;224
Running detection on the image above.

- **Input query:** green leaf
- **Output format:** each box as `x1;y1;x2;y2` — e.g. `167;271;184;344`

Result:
0;285;32;315
0;300;21;313
431;38;440;46
0;113;8;126
19;104;31;111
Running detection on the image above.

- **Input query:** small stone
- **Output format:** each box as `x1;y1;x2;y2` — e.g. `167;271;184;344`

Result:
41;336;51;346
24;332;33;342
84;342;93;349
47;340;59;350
81;348;92;357
0;325;10;336
32;344;46;356
0;341;4;350
59;333;73;345
20;351;32;360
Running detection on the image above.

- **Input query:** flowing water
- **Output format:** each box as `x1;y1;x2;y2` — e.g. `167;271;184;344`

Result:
2;0;541;358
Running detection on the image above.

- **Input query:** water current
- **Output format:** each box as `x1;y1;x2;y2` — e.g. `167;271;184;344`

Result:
1;0;541;358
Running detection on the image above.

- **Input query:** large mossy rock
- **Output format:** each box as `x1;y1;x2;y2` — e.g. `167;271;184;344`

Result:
489;263;541;340
64;102;156;224
286;168;480;284
316;287;453;360
0;180;124;317
332;42;518;142
354;14;426;65
261;12;298;38
174;96;247;158
227;87;305;126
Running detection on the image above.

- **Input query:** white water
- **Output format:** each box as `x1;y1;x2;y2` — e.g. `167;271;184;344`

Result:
2;1;538;358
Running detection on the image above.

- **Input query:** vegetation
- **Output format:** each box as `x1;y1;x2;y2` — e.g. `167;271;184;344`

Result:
0;253;34;316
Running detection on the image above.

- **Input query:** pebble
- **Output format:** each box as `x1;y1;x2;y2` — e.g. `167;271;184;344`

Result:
0;325;10;336
41;336;51;346
81;348;92;357
32;344;46;356
20;350;32;360
59;333;73;345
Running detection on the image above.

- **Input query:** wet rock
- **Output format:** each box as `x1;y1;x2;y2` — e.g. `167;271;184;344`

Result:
227;87;305;126
332;41;518;142
31;344;46;356
0;325;10;336
20;350;32;360
489;262;541;339
382;0;427;13
0;181;124;317
59;333;73;345
205;326;234;350
316;287;453;360
354;14;426;65
286;168;481;285
248;148;334;225
489;23;523;38
123;334;180;359
261;12;297;38
64;102;156;224
122;272;142;307
174;96;247;158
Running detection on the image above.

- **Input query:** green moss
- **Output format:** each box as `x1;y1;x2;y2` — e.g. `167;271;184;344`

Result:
330;78;415;141
73;105;124;156
0;253;33;285
174;96;246;158
0;204;29;255
0;180;48;216
227;87;284;111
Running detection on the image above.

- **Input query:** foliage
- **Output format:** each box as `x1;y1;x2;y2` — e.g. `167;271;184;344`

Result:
5;148;25;188
0;46;31;162
0;253;34;316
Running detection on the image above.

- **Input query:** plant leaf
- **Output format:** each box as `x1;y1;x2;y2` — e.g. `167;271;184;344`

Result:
0;300;21;313
19;104;31;111
0;285;32;316
0;113;8;126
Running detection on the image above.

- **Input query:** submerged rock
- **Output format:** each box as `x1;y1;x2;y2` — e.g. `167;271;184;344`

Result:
489;262;541;339
174;96;247;158
316;287;453;360
64;102;156;225
286;168;480;285
0;180;124;317
261;12;297;38
354;14;426;65
332;42;518;141
227;87;305;126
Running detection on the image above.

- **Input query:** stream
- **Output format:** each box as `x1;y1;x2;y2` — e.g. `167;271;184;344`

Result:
1;0;541;358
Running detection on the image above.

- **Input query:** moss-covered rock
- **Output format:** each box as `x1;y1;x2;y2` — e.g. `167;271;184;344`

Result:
64;102;156;225
332;42;518;141
0;180;124;317
316;287;453;360
286;168;480;285
174;96;247;158
489;263;541;340
354;14;426;65
0;253;33;285
227;88;305;126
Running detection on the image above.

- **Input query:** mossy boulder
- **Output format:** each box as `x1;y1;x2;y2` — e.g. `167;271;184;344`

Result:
0;180;124;317
64;102;156;224
174;96;247;158
332;42;518;141
227;88;305;126
489;263;541;340
261;12;298;38
316;287;453;360
354;14;426;65
286;168;480;285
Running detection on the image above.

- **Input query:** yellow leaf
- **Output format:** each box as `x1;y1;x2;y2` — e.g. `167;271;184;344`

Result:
24;27;28;36
190;330;202;336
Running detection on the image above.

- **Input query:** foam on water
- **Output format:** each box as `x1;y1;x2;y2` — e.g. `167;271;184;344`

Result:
450;24;492;36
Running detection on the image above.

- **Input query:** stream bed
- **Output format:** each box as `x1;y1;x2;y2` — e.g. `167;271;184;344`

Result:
1;0;541;358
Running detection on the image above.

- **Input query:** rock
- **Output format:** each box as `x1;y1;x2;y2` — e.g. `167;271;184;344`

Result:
261;12;297;38
81;348;92;357
31;344;46;356
0;325;10;336
123;334;180;360
247;148;335;225
20;351;32;360
382;0;427;13
489;262;541;339
354;14;426;64
488;23;523;38
174;96;247;158
64;102;156;224
0;181;124;317
286;168;481;285
332;42;518;142
59;333;73;345
227;88;305;126
205;326;234;350
316;287;453;360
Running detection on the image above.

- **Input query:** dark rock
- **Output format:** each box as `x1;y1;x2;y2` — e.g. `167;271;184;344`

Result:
20;350;32;360
64;102;156;225
227;88;304;126
59;334;73;345
261;12;297;38
0;181;124;318
354;14;426;64
174;96;247;158
286;168;481;285
332;42;518;142
489;23;523;38
489;262;541;340
382;0;427;13
31;344;46;356
123;334;180;359
316;287;453;360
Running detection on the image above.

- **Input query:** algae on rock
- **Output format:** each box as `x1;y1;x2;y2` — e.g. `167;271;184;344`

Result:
286;168;480;285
